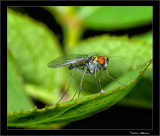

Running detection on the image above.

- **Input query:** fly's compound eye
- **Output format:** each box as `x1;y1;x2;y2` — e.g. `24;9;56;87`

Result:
107;57;109;62
98;56;105;65
104;56;109;62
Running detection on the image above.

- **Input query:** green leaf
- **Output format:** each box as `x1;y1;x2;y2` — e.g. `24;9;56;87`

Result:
132;31;152;45
7;51;34;113
44;6;152;31
67;35;152;108
43;6;152;49
7;58;152;127
43;6;84;50
69;35;152;89
7;9;65;105
79;6;152;30
118;32;153;109
118;77;152;109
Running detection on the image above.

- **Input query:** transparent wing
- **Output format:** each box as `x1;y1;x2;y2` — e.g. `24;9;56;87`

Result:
48;54;89;68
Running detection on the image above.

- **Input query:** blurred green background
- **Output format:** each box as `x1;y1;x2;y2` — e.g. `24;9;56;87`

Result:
7;6;152;129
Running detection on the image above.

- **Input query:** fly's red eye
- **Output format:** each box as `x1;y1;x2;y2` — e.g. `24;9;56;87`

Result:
98;56;105;65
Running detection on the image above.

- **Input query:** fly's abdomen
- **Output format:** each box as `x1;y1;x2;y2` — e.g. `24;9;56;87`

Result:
68;60;87;70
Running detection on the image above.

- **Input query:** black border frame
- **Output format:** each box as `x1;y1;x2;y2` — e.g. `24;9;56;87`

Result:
1;0;159;135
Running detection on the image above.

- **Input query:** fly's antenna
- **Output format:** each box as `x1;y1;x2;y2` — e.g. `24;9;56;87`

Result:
109;56;129;65
109;55;122;59
105;70;125;86
109;55;120;57
106;55;120;61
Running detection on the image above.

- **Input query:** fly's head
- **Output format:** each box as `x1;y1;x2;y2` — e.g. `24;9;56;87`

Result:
98;56;109;70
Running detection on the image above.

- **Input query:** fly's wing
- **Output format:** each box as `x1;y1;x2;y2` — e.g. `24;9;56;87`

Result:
48;54;89;68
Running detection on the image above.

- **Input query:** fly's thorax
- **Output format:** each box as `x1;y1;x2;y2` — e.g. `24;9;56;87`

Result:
87;56;101;74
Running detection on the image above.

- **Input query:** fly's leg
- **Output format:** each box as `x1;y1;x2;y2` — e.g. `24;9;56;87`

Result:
70;66;88;101
77;66;88;98
94;66;100;91
99;69;105;93
105;69;124;86
57;68;75;104
70;84;80;101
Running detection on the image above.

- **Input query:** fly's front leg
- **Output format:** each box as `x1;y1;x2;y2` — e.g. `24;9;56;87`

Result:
105;69;124;86
94;66;100;91
99;69;104;93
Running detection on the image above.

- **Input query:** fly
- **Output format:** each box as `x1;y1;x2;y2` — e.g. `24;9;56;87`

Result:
48;54;124;104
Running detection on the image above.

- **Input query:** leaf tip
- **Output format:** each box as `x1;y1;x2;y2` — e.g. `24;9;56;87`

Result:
34;105;37;109
45;105;48;108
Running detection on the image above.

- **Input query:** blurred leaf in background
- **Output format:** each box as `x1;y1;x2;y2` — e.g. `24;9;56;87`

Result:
44;6;152;49
7;51;34;113
7;9;66;105
133;31;152;44
78;6;152;30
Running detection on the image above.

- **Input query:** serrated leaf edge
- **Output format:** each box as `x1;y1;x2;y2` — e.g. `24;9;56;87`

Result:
8;57;152;117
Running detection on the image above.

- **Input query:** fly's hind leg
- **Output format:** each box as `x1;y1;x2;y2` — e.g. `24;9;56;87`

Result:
70;84;80;101
57;68;75;104
70;66;88;101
